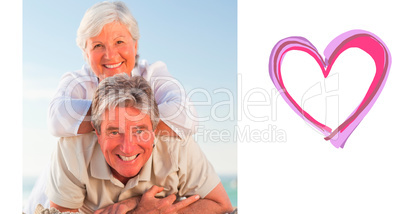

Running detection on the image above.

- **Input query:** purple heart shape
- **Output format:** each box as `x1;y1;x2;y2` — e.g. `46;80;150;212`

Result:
269;30;391;148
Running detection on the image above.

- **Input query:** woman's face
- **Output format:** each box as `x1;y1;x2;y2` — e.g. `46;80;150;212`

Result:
85;22;137;81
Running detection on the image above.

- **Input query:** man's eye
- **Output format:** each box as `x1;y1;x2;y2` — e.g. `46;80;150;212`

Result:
94;44;103;49
135;130;143;134
111;131;119;135
116;40;124;44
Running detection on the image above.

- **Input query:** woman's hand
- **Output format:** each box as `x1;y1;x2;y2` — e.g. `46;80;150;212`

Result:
154;121;179;137
77;104;94;134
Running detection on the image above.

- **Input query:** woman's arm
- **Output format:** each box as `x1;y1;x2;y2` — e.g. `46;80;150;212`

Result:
77;104;94;134
145;61;199;138
48;67;97;137
154;120;178;137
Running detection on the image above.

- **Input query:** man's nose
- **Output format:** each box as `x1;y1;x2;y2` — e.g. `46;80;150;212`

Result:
120;134;136;154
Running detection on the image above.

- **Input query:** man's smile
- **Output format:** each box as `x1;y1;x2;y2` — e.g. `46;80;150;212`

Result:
117;153;139;162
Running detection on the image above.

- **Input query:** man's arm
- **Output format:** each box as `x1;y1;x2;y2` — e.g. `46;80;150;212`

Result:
131;186;200;214
175;136;233;213
51;197;141;214
177;182;233;214
50;201;79;213
93;196;141;214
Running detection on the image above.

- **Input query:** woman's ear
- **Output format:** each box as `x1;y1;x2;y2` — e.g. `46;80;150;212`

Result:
134;40;138;53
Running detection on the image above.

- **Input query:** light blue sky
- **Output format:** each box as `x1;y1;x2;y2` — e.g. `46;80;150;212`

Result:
23;0;237;177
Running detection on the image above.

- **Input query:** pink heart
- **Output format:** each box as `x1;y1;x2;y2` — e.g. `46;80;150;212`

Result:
269;30;391;148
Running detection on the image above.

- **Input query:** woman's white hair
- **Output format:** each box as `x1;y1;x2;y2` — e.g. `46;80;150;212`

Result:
76;1;140;62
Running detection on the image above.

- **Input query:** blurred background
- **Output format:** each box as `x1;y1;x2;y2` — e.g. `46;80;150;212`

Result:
23;0;237;209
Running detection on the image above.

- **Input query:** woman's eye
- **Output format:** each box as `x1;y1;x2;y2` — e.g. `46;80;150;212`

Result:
116;40;124;45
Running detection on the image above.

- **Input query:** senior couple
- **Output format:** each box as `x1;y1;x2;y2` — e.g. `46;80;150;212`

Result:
36;1;233;214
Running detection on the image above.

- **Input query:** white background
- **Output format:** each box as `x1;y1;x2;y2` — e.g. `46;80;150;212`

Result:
2;0;402;213
238;0;402;213
0;0;22;212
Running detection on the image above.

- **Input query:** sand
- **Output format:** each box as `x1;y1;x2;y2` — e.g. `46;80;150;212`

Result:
32;204;79;214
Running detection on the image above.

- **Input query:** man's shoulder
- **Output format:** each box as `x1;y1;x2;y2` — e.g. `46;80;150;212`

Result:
154;135;220;198
156;135;195;146
59;132;97;147
154;135;196;160
57;132;98;169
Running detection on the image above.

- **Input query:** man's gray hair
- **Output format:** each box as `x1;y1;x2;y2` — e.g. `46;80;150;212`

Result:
76;1;140;63
92;73;159;133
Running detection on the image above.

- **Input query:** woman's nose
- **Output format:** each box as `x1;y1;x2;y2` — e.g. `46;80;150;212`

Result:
104;45;119;60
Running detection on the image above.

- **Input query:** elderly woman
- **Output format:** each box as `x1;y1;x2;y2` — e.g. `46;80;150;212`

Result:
48;1;197;138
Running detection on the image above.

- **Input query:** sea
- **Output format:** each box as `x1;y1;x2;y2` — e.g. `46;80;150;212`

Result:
23;174;237;211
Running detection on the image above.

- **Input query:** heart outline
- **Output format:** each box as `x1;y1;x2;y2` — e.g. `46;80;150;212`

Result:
269;30;391;148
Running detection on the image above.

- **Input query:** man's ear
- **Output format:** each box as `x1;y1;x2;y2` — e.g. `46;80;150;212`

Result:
92;122;100;136
151;131;156;148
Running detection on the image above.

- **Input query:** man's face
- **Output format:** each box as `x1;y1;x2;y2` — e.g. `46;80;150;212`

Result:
96;106;154;183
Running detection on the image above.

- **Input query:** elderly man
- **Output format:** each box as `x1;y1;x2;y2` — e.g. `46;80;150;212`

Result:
45;74;233;213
